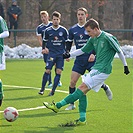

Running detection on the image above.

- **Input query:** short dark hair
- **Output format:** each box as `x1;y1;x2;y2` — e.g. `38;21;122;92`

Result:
52;11;61;19
77;7;88;14
84;18;99;29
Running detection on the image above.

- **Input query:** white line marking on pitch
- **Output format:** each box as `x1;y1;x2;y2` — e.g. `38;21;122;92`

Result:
0;85;69;113
0;106;46;113
3;84;69;94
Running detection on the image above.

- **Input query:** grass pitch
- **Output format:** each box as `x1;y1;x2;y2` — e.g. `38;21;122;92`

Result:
0;58;132;133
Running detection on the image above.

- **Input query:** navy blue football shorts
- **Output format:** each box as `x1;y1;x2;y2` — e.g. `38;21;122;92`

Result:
72;59;95;75
43;54;48;63
46;55;64;70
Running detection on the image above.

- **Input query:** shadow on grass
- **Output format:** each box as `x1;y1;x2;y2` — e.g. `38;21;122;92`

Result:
0;124;12;127
24;126;75;133
19;108;104;119
4;93;56;101
4;95;42;101
3;87;39;91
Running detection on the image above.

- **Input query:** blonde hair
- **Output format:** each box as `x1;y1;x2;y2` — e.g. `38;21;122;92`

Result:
40;11;49;16
77;7;88;14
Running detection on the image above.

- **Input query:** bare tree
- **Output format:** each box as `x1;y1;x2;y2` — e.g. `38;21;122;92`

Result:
70;0;78;26
123;0;133;40
98;0;106;29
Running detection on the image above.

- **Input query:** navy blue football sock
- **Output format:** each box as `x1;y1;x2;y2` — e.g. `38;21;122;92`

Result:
52;74;61;92
101;84;108;91
69;87;76;104
48;72;52;85
69;87;76;94
41;72;49;91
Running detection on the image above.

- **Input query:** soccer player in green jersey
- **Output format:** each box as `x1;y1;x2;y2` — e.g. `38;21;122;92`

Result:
0;16;9;106
43;18;130;126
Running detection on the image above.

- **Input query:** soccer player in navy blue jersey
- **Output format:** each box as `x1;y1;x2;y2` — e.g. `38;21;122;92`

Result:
64;7;112;110
39;11;68;96
36;11;53;88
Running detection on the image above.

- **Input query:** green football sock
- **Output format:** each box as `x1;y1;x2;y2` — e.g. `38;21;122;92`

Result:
78;95;88;122
56;88;84;109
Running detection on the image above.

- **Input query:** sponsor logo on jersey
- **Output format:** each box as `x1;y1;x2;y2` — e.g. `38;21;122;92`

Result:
59;32;63;36
54;36;58;40
74;32;77;34
49;34;53;36
100;41;104;47
80;34;83;39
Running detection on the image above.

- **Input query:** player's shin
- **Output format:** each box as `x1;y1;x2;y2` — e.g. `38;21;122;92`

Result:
69;87;76;104
52;74;61;92
56;88;84;109
48;72;52;85
78;95;87;122
41;72;49;91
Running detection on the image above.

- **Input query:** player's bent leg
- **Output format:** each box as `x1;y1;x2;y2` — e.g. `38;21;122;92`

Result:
43;82;89;111
101;84;113;100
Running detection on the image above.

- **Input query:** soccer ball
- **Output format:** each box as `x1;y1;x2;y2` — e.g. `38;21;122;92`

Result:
4;107;19;122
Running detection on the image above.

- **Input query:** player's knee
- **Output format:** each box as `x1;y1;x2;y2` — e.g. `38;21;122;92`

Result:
78;82;90;94
56;69;62;75
70;80;77;88
45;69;51;74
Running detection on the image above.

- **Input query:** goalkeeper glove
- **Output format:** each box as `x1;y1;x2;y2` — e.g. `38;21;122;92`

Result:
124;66;130;75
63;52;70;59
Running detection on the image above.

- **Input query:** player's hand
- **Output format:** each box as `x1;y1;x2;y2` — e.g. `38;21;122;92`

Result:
63;52;70;59
65;58;70;62
88;54;95;62
124;66;130;75
42;48;49;54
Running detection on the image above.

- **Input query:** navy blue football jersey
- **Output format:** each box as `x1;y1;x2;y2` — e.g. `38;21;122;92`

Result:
36;22;52;38
68;23;91;60
43;25;68;55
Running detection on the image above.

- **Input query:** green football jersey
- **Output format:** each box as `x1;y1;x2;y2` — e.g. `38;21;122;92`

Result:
81;31;121;74
0;16;8;53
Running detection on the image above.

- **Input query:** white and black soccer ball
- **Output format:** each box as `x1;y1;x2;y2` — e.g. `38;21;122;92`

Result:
4;107;19;122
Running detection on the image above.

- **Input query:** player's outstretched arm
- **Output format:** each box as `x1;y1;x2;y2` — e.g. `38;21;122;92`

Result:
63;49;84;59
70;49;84;57
117;49;130;75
